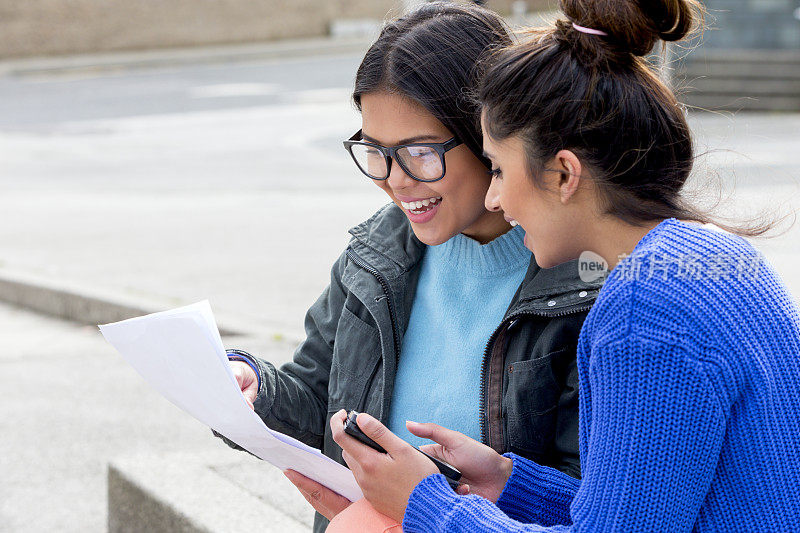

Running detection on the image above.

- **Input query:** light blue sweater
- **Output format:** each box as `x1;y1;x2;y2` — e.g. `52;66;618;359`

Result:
404;218;800;531
387;225;530;446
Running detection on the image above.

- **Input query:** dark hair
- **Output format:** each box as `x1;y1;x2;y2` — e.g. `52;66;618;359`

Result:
479;0;779;237
353;1;512;168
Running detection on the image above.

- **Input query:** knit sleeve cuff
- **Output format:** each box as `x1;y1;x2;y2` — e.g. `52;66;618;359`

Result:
404;473;556;532
495;453;578;526
402;474;460;531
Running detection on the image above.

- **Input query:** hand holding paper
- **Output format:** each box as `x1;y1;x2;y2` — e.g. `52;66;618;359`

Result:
99;300;362;502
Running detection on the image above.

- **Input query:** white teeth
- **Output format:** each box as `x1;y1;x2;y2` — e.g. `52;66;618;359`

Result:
510;220;519;227
400;197;441;211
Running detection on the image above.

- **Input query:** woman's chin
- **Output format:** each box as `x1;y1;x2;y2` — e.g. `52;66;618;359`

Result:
412;225;454;246
415;233;449;246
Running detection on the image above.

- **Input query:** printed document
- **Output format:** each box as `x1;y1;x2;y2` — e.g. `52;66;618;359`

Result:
99;300;362;501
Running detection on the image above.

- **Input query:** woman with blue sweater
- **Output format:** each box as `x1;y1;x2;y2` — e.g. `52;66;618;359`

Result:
328;0;800;530
219;3;603;531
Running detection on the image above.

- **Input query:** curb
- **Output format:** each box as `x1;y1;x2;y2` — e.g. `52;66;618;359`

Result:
108;451;314;533
0;36;373;77
0;268;302;344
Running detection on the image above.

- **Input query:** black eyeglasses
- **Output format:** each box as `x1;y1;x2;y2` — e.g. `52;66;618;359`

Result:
343;129;462;183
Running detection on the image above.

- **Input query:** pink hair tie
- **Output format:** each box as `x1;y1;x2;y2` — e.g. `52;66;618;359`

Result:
572;22;608;36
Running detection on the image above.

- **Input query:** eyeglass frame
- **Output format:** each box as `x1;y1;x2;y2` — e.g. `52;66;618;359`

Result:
342;129;462;183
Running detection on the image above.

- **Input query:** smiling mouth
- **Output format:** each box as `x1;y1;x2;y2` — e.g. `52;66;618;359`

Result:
400;196;442;214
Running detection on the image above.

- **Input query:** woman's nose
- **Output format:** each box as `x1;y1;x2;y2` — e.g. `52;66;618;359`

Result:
385;159;416;189
485;176;502;212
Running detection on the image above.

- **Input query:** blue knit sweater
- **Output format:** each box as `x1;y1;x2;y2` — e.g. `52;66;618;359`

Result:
403;218;800;531
388;225;530;446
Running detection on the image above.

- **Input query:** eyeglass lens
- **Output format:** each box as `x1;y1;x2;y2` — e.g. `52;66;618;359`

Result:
349;144;443;181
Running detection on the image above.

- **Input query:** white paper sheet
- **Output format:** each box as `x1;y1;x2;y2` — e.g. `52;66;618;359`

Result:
99;300;362;502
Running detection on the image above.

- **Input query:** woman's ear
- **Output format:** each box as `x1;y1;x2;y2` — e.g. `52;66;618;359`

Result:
554;150;582;204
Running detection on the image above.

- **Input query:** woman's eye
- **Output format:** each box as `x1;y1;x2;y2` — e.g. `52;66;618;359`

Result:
489;168;502;179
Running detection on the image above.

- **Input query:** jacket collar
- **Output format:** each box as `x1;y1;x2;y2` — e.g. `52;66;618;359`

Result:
510;257;604;315
348;203;425;278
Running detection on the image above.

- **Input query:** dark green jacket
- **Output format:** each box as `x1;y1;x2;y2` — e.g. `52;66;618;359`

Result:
225;203;602;532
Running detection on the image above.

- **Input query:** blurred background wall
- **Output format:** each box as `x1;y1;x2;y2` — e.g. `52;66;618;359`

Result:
675;0;800;112
0;0;393;58
0;0;553;59
703;0;799;49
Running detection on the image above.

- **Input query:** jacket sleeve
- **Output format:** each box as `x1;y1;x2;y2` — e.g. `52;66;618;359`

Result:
218;250;350;450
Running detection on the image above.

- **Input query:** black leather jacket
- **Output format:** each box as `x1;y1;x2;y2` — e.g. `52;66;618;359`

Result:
223;203;602;532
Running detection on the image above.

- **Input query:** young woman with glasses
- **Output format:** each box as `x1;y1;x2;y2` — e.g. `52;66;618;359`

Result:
220;2;603;531
327;0;800;530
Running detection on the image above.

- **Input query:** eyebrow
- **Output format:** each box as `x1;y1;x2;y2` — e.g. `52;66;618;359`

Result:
361;132;444;145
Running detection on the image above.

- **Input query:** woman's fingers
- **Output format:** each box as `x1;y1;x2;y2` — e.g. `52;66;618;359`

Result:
355;413;408;456
418;443;447;462
284;470;352;520
406;421;466;449
330;410;409;464
229;361;258;405
331;414;373;473
329;409;348;439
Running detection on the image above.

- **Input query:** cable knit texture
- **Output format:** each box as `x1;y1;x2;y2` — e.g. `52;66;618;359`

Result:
388;225;530;446
403;218;800;532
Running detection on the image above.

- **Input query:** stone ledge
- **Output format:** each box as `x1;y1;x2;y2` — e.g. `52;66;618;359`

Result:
0;268;305;347
0;36;373;77
108;451;314;533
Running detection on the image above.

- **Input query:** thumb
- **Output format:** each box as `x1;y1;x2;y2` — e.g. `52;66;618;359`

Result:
406;421;466;449
356;413;406;456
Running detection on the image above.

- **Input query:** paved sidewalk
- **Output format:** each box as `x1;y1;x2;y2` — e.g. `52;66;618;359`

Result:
0;300;301;531
0;301;211;531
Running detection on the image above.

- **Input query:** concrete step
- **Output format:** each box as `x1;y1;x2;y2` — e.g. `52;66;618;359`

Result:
681;48;800;64
678;93;800;112
674;77;800;96
678;49;800;80
679;63;800;80
108;451;315;532
673;48;800;112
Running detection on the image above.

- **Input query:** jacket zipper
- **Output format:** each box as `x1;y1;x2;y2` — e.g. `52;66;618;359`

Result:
478;304;595;448
345;249;401;360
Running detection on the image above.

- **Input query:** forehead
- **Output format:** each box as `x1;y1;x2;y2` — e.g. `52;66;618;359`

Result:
360;91;451;144
479;112;497;147
482;129;524;161
480;114;498;151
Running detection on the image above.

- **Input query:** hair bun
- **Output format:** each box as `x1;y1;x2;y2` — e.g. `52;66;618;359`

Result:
557;0;702;62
